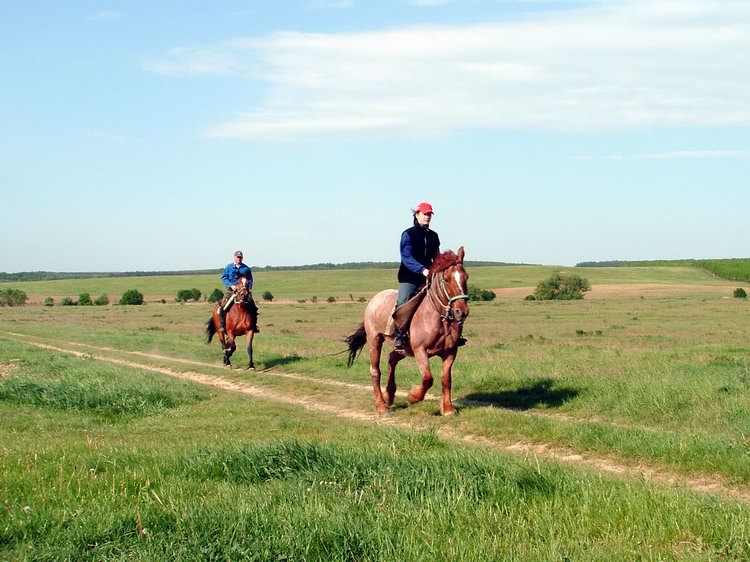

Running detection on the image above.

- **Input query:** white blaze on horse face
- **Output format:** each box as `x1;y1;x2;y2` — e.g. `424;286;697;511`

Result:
454;270;466;293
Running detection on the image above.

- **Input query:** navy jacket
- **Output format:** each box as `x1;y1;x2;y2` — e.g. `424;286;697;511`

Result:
398;225;440;286
221;262;253;290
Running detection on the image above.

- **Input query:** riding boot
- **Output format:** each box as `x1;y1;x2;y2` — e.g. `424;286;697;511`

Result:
457;337;467;347
393;328;407;350
218;308;227;333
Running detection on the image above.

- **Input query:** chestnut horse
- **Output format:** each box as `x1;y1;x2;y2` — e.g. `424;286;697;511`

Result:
205;277;258;369
346;247;469;416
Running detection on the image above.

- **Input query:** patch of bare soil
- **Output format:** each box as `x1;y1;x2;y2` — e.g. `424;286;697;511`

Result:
5;331;750;504
493;284;736;299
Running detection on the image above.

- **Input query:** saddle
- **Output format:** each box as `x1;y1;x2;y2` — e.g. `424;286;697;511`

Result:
385;285;428;336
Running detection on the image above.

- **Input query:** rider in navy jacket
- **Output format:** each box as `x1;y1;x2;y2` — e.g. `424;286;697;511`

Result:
393;202;440;349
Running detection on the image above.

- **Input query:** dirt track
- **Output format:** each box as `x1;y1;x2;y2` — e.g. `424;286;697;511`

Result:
4;331;750;504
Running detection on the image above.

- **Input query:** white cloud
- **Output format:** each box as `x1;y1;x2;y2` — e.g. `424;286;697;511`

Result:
144;0;750;139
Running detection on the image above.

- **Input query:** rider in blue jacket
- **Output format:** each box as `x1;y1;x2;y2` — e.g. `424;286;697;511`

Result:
219;250;254;333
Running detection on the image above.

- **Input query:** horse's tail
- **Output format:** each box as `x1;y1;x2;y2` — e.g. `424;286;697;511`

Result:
206;316;217;343
344;323;367;368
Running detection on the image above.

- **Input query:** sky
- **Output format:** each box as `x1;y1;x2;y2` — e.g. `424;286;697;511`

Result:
2;0;748;272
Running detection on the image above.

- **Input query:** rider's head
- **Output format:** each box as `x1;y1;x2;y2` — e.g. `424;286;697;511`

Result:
413;202;434;228
233;250;243;264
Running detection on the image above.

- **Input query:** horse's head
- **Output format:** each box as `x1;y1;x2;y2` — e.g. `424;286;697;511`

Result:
234;276;251;304
429;246;470;322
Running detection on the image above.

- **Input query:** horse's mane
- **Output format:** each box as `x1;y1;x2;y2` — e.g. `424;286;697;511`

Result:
429;250;459;274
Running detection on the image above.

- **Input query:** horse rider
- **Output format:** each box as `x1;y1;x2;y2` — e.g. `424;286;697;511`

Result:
393;202;467;350
218;250;255;334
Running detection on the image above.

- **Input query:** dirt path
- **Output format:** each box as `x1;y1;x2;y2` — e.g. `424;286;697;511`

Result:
4;331;750;504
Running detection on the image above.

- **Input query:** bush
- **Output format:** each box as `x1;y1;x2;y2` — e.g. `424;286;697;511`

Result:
468;286;496;302
0;288;28;307
734;287;747;299
327;296;336;303
534;273;591;300
78;293;93;306
94;294;109;306
311;296;318;303
262;290;274;302
208;288;224;303
119;289;144;305
176;288;202;303
43;296;54;307
60;297;77;306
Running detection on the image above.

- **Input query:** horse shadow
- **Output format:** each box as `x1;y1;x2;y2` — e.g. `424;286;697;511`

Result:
462;378;579;411
262;354;303;369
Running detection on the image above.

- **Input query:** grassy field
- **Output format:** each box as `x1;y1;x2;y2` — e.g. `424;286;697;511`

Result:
2;263;737;304
2;266;750;560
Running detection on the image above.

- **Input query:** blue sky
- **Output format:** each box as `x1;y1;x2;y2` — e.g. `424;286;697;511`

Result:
2;0;748;272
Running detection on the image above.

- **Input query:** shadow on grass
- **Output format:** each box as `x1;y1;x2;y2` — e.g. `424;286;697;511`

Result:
462;378;579;411
263;355;303;369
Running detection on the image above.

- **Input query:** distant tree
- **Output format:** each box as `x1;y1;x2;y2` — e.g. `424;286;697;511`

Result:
78;293;93;306
534;273;591;300
94;294;109;306
262;290;274;302
208;288;224;303
43;296;54;307
311;296;318;303
327;296;336;303
0;288;28;307
119;289;144;305
176;288;201;303
734;287;747;299
60;297;77;306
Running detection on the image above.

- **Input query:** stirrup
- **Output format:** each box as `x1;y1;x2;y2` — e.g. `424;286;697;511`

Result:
394;331;406;350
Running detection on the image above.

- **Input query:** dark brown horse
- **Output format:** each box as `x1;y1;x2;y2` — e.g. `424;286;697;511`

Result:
205;277;258;369
346;247;469;416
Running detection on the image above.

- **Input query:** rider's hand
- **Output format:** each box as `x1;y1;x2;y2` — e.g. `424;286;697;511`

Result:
422;269;429;277
230;285;236;290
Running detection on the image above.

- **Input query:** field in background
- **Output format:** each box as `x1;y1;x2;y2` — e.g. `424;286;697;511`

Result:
2;265;750;559
3;263;741;304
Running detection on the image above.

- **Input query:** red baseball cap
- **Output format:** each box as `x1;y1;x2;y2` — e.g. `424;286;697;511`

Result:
415;202;434;214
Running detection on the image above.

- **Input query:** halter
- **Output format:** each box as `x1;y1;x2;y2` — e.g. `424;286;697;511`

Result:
427;266;469;322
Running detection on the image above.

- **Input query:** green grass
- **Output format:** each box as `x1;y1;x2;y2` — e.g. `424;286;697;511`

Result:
2;267;750;559
3;264;738;305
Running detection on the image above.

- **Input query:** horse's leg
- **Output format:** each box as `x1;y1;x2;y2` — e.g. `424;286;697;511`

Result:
245;332;255;370
384;351;405;407
407;348;434;404
368;334;390;416
439;352;457;416
224;336;236;368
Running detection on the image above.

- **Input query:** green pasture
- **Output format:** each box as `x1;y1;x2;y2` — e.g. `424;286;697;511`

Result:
2;266;750;560
4;264;735;303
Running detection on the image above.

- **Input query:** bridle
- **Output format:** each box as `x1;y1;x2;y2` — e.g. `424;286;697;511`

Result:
427;265;469;322
234;277;251;304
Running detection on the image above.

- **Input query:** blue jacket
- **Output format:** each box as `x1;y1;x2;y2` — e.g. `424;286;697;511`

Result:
222;262;253;290
398;225;440;286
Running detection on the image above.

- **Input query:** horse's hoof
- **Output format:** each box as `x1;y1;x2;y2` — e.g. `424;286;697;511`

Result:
376;408;392;418
224;364;232;369
441;408;458;417
245;366;256;371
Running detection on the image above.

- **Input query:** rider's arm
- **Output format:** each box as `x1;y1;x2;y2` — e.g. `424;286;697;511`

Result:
221;264;234;289
400;231;428;276
246;267;253;290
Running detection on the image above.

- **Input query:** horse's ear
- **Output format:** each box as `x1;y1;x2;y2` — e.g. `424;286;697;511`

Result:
457;246;465;263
